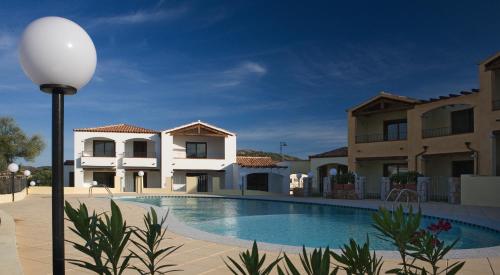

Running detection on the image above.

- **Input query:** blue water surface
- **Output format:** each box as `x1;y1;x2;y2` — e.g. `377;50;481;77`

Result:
121;196;500;250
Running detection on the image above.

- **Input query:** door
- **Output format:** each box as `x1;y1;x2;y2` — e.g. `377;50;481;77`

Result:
187;173;208;192
133;141;147;157
452;160;474;177
69;172;74;187
93;172;115;187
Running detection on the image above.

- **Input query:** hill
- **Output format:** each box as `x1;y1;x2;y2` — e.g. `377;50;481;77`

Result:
237;149;302;161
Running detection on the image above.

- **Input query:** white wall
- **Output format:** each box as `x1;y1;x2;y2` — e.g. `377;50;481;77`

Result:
239;166;291;195
74;131;160;188
63;164;74;187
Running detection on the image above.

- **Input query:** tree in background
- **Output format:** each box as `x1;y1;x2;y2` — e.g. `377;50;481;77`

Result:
0;117;45;171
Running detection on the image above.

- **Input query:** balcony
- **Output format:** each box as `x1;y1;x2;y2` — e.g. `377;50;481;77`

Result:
122;151;158;168
422;127;473;138
80;151;116;167
493;100;500;111
172;157;227;170
355;133;407;144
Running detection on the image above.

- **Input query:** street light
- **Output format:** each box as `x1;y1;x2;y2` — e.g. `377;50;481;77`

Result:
8;163;19;202
24;170;31;195
138;171;144;193
19;16;96;274
279;141;288;161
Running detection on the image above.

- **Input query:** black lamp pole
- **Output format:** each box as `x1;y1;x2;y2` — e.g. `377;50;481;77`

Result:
42;84;76;275
11;171;15;202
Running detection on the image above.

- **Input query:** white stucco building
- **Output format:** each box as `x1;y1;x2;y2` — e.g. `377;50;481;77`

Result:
71;121;290;195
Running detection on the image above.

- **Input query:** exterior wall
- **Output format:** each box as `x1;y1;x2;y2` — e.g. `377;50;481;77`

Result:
355;110;407;136
73;131;161;189
63;164;74;187
278;160;310;174
349;54;500;181
309;157;348;190
461;175;500;207
161;131;238;190
356;159;407;198
239;166;291;195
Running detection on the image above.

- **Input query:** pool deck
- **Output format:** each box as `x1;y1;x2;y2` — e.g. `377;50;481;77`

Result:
0;194;499;274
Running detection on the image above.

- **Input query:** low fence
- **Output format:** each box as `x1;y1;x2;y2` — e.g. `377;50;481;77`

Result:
0;176;26;194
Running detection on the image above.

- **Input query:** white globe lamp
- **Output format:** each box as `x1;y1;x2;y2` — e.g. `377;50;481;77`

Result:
24;170;31;177
30;181;36;187
19;16;96;274
8;163;19;173
138;171;145;177
329;168;337;176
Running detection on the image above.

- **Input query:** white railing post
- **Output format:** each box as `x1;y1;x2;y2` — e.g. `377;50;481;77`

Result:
417;176;430;202
380;177;390;200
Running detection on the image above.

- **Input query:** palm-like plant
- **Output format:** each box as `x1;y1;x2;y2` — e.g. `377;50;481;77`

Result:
129;208;182;274
278;246;338;275
224;240;282;275
331;238;383;275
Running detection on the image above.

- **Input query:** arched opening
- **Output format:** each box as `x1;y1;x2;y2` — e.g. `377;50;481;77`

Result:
422;104;474;138
124;138;156;158
82;137;116;157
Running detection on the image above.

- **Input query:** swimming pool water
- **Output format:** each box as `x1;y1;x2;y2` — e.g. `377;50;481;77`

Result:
121;196;500;250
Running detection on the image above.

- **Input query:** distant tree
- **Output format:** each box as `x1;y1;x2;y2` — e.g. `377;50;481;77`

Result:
31;168;52;186
0;117;45;171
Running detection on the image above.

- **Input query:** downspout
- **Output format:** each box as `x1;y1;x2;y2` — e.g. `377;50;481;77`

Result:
414;146;428;172
465;142;479;175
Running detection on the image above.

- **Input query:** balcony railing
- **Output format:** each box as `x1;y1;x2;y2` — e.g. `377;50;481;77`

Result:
123;151;156;158
82;151;116;157
493;100;500;111
422;127;473;138
355;133;407;143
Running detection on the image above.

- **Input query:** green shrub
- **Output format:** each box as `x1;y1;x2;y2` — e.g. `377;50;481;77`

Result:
278;246;338;275
224;240;281;275
331;238;383;275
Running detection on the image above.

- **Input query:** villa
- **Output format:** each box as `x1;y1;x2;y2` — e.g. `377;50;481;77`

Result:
347;52;500;205
69;120;290;195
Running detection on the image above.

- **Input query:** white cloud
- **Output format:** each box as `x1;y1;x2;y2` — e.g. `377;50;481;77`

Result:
92;5;189;26
212;61;267;88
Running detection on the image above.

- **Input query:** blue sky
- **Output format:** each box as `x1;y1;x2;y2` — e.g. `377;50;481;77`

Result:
1;0;500;166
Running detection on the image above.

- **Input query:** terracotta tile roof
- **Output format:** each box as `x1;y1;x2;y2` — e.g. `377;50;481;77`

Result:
237;156;286;168
309;147;348;159
74;124;159;134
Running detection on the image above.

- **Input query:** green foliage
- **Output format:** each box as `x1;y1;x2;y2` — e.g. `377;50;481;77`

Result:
331;238;383;275
65;200;181;274
0;117;45;171
372;206;421;274
224;240;282;275
278;246;338;275
390;171;422;185
31;168;52;186
129;208;182;274
237;149;302;161
334;172;355;184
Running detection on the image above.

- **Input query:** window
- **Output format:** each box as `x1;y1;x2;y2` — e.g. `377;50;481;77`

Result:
384;119;407;141
186;142;207;158
93;172;115;187
246;173;269;191
383;163;408;177
93;140;115;157
133;141;147;157
451;108;474;134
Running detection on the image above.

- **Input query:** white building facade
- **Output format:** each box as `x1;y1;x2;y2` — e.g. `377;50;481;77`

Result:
71;121;290;195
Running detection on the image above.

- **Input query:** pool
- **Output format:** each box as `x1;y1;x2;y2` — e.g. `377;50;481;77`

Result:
120;196;500;250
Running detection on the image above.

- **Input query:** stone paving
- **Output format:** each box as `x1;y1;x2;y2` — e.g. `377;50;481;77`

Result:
0;194;499;274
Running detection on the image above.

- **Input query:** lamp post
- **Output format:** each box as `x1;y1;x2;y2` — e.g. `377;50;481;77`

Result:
279;142;287;161
24;170;31;195
29;181;36;194
19;16;96;274
138;171;144;193
8;163;19;202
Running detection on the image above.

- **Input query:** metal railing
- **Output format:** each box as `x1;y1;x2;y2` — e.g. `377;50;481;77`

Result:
88;184;113;198
385;188;420;211
81;151;116;157
355;133;407;144
493;100;500;111
123;151;156;158
422;127;473;138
